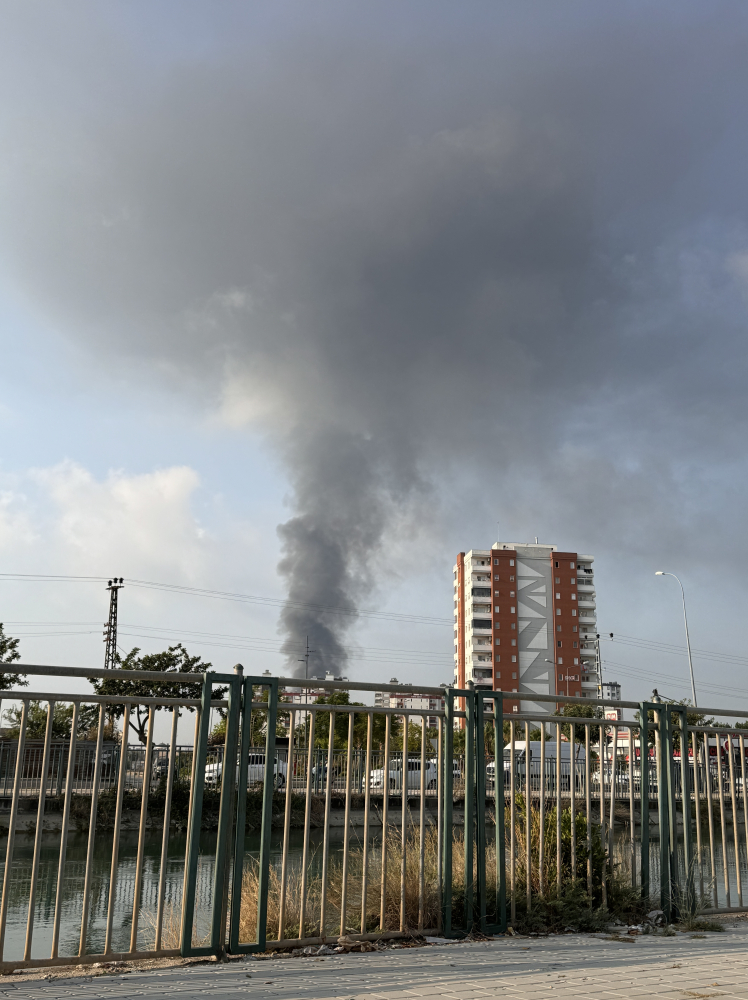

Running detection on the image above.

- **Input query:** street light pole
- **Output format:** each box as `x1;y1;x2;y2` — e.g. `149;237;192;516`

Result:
655;571;698;707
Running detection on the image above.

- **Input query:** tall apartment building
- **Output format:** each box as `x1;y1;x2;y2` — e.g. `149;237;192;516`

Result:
374;679;445;728
453;543;597;715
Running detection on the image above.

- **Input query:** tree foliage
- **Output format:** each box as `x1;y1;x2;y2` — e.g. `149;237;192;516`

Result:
6;700;74;740
553;702;603;744
0;623;27;691
210;686;288;746
288;691;398;751
634;698;716;749
90;644;225;744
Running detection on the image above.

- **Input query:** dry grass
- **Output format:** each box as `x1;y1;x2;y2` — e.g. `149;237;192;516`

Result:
144;796;647;949
238;818;445;941
141;902;210;951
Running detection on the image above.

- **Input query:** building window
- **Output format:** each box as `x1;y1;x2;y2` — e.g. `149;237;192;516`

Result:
509;559;514;566
571;594;576;601
554;561;559;567
572;609;577;616
494;606;499;613
511;656;516;663
557;641;562;648
571;578;575;586
558;657;563;664
496;670;501;677
556;608;561;615
570;561;575;568
511;639;516;646
513;705;518;712
557;625;562;632
573;641;578;648
555;592;560;599
494;621;500;629
510;606;515;614
512;671;517;678
494;559;498;565
574;658;579;665
509;575;514;581
555;577;560;584
495;638;500;645
496;657;500;664
494;575;499;580
559;673;563;680
572;626;577;632
511;623;516;629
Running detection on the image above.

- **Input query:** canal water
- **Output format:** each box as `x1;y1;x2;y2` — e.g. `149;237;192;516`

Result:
3;824;748;962
0;826;365;962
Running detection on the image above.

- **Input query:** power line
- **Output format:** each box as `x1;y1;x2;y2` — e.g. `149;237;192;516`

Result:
600;631;748;668
3;620;454;666
600;656;748;703
5;621;454;657
0;573;452;627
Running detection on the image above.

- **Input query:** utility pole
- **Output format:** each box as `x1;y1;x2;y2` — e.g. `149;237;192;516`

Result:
103;577;124;669
655;571;698;707
298;635;315;680
594;633;603;699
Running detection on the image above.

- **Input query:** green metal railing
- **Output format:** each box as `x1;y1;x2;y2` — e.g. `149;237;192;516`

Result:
4;664;748;971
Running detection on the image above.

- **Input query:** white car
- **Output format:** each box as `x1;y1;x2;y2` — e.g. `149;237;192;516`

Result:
204;751;288;788
369;757;438;791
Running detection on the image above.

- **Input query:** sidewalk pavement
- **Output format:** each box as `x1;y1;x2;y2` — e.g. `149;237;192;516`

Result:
6;921;748;1000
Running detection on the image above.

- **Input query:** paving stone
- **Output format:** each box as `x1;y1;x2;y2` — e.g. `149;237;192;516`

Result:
10;928;748;1000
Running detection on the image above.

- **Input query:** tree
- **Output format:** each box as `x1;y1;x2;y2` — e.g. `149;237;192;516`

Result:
290;692;395;751
89;644;226;744
553;702;603;744
634;698;716;750
6;701;74;739
391;719;438;753
0;623;27;691
210;686;289;746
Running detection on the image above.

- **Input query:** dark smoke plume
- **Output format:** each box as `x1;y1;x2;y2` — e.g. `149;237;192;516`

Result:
2;3;748;672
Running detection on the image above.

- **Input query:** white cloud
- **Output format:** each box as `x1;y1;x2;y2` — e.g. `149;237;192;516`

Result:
0;461;207;582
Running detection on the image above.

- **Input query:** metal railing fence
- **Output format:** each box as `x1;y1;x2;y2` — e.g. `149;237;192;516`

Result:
0;663;229;973
3;667;748;970
0;741;196;798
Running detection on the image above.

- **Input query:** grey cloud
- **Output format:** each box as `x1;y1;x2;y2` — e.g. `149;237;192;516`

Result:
2;2;748;671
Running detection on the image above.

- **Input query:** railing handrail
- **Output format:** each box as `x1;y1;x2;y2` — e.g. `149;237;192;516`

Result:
10;663;211;684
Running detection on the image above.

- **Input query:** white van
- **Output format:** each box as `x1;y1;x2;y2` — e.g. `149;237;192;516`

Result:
369;757;438;792
205;751;288;789
486;741;586;787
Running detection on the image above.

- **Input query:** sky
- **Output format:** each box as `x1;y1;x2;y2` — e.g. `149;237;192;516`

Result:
1;1;748;733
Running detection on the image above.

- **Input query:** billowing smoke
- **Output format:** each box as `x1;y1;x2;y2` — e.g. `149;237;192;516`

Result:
2;3;748;672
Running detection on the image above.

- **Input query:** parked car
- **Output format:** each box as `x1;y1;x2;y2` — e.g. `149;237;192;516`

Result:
369;757;438;791
204;752;287;789
153;752;170;779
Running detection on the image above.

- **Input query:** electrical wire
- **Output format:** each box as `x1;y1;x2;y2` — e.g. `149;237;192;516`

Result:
0;573;453;627
3;620;454;666
600;656;748;704
599;632;748;668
